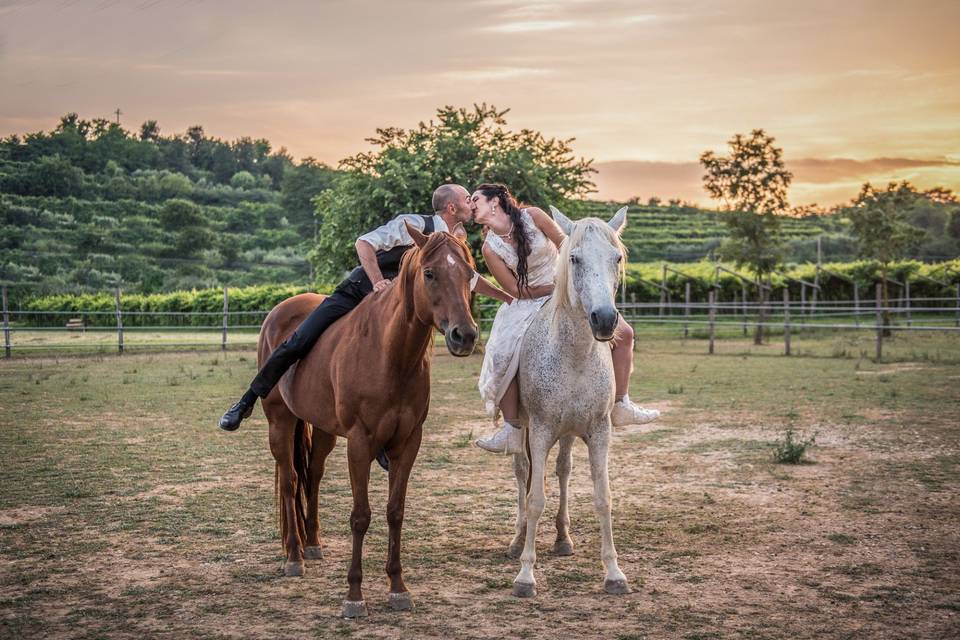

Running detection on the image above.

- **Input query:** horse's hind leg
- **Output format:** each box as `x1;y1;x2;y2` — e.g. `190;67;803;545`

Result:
266;400;306;577
508;452;529;559
584;426;630;595
553;435;575;556
304;429;336;561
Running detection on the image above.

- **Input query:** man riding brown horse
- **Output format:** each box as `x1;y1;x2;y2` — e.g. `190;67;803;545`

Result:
218;184;512;471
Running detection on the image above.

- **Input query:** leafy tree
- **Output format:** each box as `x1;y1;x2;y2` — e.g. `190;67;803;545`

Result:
700;129;792;344
844;181;926;333
310;104;595;280
140;120;161;142
280;158;337;235
948;210;960;241
230;170;258;190
8;155;86;197
159;198;206;230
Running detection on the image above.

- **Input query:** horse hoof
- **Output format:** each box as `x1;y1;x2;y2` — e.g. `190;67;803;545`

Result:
553;540;574;556
388;591;414;611
283;560;304;577
303;545;323;560
512;581;536;598
506;543;524;559
341;600;368;619
604;579;631;595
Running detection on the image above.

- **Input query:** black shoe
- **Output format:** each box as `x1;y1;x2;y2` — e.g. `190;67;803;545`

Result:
375;450;389;472
219;399;254;432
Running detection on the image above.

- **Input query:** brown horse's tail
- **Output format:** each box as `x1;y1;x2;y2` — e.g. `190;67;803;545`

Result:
275;419;312;550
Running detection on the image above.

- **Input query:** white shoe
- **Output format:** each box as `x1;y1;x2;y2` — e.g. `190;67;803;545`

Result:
475;422;523;454
611;396;660;427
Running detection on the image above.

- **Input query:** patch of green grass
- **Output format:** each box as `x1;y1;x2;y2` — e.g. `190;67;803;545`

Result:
826;533;858;545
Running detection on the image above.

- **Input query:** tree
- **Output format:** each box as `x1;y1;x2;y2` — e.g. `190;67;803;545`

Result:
280;158;337;235
230;170;257;190
310;104;595;280
844;181;926;334
140;120;161;142
159;198;206;230
700;129;792;344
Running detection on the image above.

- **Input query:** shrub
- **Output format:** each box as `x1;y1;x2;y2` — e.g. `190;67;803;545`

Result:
772;428;816;464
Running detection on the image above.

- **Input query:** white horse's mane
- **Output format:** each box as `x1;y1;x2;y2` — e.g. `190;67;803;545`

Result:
547;217;628;324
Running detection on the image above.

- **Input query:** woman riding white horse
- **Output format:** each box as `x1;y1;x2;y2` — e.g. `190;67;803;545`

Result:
471;184;659;454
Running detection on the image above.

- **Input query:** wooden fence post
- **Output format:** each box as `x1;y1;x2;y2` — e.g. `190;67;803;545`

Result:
854;282;860;328
659;263;666;318
684;281;691;339
955;283;959;328
222;286;229;351
741;284;747;336
115;288;124;355
875;283;882;361
905;279;911;327
708;290;716;355
783;288;791;356
2;285;10;358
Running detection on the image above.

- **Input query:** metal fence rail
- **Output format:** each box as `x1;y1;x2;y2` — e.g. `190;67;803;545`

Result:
3;284;959;359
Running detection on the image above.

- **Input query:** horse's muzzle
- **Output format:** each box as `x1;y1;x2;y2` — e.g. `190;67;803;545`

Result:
444;323;478;357
589;307;618;341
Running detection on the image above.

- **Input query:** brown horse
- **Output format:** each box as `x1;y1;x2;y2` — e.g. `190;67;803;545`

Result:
258;227;478;618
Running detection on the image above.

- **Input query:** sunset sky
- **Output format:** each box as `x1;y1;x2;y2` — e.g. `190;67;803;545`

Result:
1;0;958;206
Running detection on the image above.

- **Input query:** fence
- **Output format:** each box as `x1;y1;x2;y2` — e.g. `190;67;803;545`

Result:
3;284;959;360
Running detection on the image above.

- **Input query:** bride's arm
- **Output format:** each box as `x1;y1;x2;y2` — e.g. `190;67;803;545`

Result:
527;207;566;249
474;276;514;304
482;243;554;300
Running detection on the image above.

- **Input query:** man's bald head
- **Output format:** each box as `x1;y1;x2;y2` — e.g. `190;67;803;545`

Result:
432;184;468;214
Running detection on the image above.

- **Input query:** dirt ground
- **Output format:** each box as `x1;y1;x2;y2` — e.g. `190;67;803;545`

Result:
1;339;958;639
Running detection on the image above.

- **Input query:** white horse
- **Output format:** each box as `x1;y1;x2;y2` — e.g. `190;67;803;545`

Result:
509;205;631;598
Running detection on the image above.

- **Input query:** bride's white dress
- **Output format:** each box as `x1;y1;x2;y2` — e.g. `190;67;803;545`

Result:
478;209;558;420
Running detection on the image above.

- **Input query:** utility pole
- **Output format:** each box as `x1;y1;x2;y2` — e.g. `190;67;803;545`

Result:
114;108;123;124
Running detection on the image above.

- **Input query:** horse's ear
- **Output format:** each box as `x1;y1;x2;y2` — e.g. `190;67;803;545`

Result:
549;205;574;236
608;206;627;235
405;221;429;248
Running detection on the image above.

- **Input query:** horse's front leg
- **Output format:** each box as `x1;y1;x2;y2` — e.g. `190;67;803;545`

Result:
342;435;372;618
508;451;529;559
512;429;551;598
553;435;575;556
584;425;630;594
384;425;421;612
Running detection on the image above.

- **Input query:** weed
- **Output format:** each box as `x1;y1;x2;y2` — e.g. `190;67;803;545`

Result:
772;428;815;464
452;430;474;448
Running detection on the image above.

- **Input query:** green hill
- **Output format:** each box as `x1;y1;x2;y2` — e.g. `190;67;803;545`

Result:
573;201;852;263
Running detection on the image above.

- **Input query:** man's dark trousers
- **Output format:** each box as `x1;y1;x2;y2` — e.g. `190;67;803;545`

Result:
249;269;373;397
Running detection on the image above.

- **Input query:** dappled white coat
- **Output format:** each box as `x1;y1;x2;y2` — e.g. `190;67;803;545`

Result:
507;206;632;598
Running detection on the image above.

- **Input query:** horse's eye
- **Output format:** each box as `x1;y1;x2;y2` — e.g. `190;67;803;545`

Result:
570;255;580;265
616;255;622;263
424;269;435;281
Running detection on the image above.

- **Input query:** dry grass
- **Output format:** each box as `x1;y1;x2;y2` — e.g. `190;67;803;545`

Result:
1;337;958;639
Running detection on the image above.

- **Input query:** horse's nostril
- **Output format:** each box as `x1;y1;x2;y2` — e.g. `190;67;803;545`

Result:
590;311;599;327
450;327;463;343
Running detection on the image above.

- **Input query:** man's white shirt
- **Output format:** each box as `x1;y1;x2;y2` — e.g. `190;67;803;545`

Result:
357;214;448;252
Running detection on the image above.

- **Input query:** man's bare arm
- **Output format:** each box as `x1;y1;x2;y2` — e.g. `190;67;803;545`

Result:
355;239;390;291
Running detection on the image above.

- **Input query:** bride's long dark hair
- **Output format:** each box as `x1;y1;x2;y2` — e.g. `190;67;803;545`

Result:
476;183;532;292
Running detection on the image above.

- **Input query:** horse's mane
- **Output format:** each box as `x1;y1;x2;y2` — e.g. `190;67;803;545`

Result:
391;231;475;322
547;218;627;325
